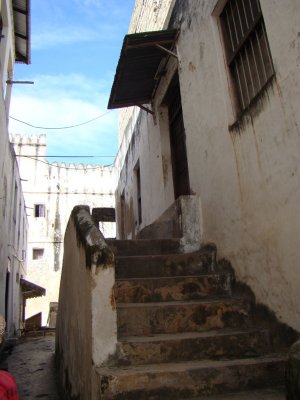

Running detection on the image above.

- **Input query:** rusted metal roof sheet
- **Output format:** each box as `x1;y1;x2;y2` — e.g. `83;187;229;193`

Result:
108;29;178;109
13;0;31;64
20;278;45;299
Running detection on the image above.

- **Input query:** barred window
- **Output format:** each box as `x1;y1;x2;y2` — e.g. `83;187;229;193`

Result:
220;0;274;114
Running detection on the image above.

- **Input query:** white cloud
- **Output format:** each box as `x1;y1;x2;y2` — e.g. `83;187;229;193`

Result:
32;27;97;50
31;0;130;51
72;0;132;18
32;23;122;50
9;73;119;163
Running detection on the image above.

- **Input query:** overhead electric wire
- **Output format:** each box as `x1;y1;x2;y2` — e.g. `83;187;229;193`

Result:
9;110;113;130
18;155;115;158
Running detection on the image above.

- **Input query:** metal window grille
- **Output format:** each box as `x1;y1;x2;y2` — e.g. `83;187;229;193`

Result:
220;0;274;113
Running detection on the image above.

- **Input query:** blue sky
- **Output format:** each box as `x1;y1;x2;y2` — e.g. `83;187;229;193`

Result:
9;0;135;166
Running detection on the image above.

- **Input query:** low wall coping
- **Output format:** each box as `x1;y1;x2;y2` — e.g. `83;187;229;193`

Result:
71;205;114;268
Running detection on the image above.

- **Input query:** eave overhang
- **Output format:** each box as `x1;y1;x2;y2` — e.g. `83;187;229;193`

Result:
13;0;31;64
108;29;179;110
20;278;45;299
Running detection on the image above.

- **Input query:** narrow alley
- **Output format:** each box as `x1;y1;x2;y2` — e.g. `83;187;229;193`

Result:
0;0;299;399
5;334;60;399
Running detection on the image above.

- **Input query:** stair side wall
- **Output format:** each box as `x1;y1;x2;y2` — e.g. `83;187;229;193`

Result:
55;206;117;400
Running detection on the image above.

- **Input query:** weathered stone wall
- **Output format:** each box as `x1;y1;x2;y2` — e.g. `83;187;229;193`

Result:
56;206;117;400
115;0;300;332
11;134;116;325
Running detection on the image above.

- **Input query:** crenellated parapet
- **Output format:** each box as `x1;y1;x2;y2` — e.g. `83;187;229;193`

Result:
47;161;116;195
11;133;47;146
11;134;116;195
49;162;114;173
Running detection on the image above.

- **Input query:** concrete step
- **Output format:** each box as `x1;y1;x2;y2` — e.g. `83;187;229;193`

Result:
118;328;271;366
96;354;285;400
115;250;217;279
115;274;233;303
117;298;252;336
106;238;182;256
179;387;285;400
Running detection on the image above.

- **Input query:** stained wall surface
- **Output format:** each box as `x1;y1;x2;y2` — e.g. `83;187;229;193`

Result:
115;0;300;332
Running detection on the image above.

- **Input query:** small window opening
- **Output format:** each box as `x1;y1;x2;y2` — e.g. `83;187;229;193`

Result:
34;204;45;217
13;183;18;223
32;248;44;260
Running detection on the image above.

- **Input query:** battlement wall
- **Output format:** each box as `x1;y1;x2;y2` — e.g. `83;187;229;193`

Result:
11;134;116;194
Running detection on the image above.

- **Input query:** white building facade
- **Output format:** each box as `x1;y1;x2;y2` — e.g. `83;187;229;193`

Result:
112;0;300;333
0;0;31;336
12;134;116;325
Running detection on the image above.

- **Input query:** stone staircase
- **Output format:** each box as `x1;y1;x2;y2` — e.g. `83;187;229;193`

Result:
96;239;286;399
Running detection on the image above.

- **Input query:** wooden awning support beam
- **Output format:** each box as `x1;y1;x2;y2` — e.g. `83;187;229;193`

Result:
137;105;154;115
155;44;178;58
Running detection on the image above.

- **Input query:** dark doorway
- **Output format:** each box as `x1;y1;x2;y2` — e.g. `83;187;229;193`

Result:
5;270;10;327
120;190;126;239
135;162;142;225
165;73;190;199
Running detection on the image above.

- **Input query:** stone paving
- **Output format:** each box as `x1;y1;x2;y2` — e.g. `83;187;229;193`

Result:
6;335;60;400
187;388;286;400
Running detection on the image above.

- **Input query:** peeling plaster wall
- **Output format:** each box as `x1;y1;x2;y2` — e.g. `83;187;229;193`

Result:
12;134;116;325
116;0;300;332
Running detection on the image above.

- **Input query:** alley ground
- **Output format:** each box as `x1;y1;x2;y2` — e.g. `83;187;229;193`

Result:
6;334;60;399
2;334;286;400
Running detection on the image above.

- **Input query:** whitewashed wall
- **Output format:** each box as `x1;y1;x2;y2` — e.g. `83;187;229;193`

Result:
115;0;300;332
0;0;28;336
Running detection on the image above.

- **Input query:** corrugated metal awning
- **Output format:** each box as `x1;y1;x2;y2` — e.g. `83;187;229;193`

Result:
108;29;179;110
20;278;45;299
13;0;31;64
